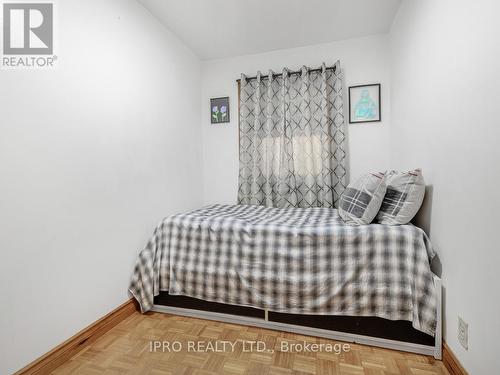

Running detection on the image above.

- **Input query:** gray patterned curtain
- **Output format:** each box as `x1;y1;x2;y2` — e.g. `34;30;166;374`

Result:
238;61;347;208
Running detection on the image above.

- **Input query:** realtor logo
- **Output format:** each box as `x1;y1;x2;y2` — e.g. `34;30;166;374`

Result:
1;2;56;68
3;3;53;54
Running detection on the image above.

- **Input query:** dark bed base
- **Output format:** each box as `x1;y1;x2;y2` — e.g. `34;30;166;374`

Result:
153;292;434;346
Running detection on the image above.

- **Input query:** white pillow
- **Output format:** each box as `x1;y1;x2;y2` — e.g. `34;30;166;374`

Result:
338;172;387;225
375;169;425;225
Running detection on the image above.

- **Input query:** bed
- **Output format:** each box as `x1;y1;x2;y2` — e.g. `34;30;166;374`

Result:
129;204;442;358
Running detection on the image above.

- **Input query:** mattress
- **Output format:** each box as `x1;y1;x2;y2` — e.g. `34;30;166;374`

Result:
129;204;437;336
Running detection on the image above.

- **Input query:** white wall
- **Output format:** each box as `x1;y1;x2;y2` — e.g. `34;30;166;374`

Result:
390;1;500;373
3;1;495;373
0;1;202;373
201;35;391;205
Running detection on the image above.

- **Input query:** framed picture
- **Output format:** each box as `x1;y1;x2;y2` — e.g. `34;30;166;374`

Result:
349;84;381;123
210;97;230;124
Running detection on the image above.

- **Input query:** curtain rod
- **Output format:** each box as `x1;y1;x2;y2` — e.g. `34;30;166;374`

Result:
236;64;338;83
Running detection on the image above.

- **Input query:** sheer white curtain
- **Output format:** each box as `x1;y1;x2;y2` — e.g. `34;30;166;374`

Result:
238;61;347;208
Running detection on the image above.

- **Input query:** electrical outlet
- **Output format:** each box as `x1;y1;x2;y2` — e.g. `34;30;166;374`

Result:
458;316;468;350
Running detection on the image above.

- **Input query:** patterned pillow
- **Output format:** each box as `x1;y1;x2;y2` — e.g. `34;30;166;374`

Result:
338;172;387;225
375;169;425;225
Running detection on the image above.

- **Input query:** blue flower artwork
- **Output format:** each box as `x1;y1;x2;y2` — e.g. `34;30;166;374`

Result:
349;84;381;123
210;97;230;123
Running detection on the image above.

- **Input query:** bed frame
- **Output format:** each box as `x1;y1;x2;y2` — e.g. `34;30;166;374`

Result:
152;274;442;359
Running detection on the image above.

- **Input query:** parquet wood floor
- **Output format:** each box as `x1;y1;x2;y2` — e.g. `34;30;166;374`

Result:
52;312;449;375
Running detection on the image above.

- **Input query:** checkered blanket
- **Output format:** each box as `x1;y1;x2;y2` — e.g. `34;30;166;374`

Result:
129;204;438;336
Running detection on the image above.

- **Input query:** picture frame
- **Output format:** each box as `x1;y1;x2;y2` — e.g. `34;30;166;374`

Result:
210;97;230;124
348;84;381;123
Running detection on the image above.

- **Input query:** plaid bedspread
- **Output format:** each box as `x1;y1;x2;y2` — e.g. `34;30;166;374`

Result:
129;204;438;336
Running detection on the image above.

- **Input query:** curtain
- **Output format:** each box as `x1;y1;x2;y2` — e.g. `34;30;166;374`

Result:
237;61;347;208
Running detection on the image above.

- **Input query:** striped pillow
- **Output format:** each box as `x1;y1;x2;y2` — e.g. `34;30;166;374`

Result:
375;169;425;225
338;172;387;225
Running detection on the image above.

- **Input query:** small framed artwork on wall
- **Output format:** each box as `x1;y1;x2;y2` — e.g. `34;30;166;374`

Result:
210;97;230;124
349;84;381;123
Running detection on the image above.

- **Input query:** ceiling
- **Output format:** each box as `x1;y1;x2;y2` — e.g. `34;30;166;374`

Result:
138;0;401;60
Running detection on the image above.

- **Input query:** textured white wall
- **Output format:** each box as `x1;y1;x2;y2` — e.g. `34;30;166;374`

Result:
390;1;500;373
200;34;392;205
0;1;202;373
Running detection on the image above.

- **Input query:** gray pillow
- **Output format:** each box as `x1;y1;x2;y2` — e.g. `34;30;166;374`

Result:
338;172;387;225
375;169;425;225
